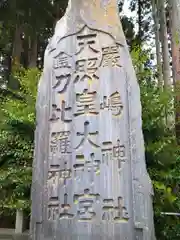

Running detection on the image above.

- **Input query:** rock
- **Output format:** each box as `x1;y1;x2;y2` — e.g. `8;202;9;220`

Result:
30;1;156;239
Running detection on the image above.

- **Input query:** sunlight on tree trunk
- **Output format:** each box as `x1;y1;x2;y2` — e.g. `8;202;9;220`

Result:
28;37;38;68
158;0;171;89
152;0;163;89
12;25;23;66
168;0;180;143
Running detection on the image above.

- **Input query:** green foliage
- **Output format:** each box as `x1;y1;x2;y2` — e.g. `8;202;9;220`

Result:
0;49;179;240
132;47;180;239
0;1;179;237
0;68;40;215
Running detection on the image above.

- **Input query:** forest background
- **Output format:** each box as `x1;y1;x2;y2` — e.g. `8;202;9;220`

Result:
0;0;180;239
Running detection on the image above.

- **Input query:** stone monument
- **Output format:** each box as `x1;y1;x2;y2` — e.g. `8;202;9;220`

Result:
30;0;156;239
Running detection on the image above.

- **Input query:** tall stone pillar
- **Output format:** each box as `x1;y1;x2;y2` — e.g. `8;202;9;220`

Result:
30;0;156;239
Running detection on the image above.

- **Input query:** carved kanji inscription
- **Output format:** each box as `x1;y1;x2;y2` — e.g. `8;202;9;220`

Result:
74;27;101;84
74;189;100;221
114;197;129;221
59;194;74;219
47;199;59;221
74;58;99;83
110;92;123;116
102;149;113;166
50;131;71;154
75;58;98;75
50;100;72;123
113;139;126;169
50;104;61;122
75;89;98;116
59;161;72;185
75;121;99;149
53;74;71;93
102;140;126;169
47;170;59;194
73;153;100;175
77;31;98;53
31;7;156;239
100;91;123;116
102;197;129;222
101;45;121;67
54;53;71;69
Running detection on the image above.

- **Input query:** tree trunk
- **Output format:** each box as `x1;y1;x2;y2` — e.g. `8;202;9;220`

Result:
152;0;163;88
168;0;180;143
28;36;38;68
137;0;144;81
158;0;171;89
12;25;23;66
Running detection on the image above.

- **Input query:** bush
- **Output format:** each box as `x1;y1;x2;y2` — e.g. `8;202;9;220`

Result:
0;67;40;215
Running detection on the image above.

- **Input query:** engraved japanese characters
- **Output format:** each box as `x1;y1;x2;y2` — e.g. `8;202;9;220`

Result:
47;26;128;224
30;1;156;239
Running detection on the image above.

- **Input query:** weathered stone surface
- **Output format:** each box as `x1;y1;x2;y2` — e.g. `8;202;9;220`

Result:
0;228;29;240
30;0;156;239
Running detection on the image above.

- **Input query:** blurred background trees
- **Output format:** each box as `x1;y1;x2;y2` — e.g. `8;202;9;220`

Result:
0;0;180;238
